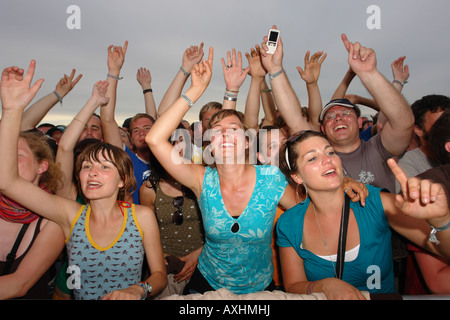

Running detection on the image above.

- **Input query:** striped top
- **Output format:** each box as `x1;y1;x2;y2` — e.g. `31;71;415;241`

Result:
65;202;145;300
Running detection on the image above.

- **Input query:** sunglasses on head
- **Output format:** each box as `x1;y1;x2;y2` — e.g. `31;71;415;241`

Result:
172;196;184;225
285;130;316;171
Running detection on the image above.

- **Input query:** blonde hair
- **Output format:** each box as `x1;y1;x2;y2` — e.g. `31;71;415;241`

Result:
19;131;62;193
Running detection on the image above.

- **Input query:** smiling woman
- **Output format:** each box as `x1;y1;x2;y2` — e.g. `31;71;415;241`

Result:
276;130;450;299
0;61;167;300
145;47;300;295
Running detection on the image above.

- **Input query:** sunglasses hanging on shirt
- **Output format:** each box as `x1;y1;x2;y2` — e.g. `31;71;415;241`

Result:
172;196;184;225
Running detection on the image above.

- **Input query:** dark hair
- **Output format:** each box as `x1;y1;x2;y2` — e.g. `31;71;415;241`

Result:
74;142;136;201
145;124;197;200
279;130;328;185
411;94;450;129
429;109;450;164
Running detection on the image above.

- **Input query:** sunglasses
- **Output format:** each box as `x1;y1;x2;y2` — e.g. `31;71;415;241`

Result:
172;196;184;225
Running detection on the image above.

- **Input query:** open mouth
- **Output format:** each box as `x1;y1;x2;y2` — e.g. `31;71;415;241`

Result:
87;181;103;189
220;142;235;148
334;125;348;131
322;169;336;177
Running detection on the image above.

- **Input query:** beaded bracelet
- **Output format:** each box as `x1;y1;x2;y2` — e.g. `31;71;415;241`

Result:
181;94;193;107
180;66;191;77
268;68;285;81
53;91;63;105
107;73;123;80
429;220;450;245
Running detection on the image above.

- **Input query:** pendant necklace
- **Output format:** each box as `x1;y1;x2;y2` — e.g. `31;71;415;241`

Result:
312;202;338;278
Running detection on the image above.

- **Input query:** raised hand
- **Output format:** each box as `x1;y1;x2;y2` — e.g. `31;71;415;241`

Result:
245;45;267;78
297;51;327;85
55;69;82;98
388;158;448;222
189;47;214;97
391;56;410;83
0;60;44;111
92;80;110;106
107;40;128;74
221;48;250;92
341;34;377;75
182;42;204;74
260;25;283;75
136;67;152;89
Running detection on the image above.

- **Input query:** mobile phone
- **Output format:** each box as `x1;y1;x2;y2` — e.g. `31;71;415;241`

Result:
266;29;280;54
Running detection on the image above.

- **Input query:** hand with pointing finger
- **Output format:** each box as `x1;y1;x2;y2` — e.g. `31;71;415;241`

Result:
341;33;377;76
387;158;449;224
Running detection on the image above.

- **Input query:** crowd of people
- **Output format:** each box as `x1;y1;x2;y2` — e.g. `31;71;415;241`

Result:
0;25;449;300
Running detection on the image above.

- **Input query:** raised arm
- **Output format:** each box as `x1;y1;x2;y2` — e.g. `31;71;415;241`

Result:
341;34;413;156
296;51;327;131
331;67;356;100
55;81;110;199
158;42;204;116
100;41;128;148
136;67;157;119
260;26;311;135
259;78;277;128
244;45;267;131
221;49;250;110
384;159;450;259
21;69;82;131
0;61;80;231
145;48;214;197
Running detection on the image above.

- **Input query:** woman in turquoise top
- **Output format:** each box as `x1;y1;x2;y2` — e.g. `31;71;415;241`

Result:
276;130;450;299
146;48;299;294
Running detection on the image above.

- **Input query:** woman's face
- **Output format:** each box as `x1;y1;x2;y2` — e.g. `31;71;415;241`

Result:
17;137;47;185
78;152;124;200
257;129;287;166
208;115;248;164
291;136;343;191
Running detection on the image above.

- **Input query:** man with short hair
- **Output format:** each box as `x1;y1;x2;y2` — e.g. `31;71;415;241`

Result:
395;94;450;192
77;114;103;142
261;30;414;193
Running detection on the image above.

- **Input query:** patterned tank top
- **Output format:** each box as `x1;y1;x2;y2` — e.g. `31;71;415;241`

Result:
65;202;145;300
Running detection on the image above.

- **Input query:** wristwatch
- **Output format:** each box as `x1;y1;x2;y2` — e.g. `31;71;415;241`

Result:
136;281;152;300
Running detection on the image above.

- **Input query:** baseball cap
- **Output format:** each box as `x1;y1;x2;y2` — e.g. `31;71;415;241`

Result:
319;98;361;122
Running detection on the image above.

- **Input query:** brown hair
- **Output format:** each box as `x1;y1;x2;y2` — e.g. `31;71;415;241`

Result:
74;142;136;201
130;113;155;129
207;109;248;131
19;131;62;193
199;101;222;122
279;130;328;185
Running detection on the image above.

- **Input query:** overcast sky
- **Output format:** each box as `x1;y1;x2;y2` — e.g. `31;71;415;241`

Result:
1;0;449;126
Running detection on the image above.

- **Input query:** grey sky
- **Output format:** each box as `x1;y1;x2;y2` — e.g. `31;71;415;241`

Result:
1;0;449;125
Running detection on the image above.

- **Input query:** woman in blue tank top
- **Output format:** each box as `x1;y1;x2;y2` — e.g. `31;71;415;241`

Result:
145;48;300;294
276;130;450;299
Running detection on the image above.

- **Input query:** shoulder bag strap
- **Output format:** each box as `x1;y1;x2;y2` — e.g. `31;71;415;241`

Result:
335;194;350;280
1;223;30;276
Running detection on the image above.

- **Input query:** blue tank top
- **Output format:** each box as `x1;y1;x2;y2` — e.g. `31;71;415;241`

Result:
277;185;395;293
65;202;145;300
198;165;288;294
